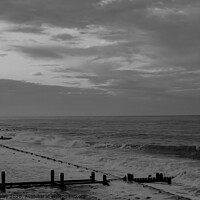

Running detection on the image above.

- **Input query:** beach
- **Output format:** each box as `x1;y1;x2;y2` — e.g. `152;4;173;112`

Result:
0;144;190;200
0;116;199;199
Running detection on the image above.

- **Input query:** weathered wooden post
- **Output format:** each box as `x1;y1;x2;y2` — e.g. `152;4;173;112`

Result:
127;173;131;182
60;173;65;189
103;175;109;186
127;174;134;182
156;173;159;181
131;174;134;181
1;171;6;192
167;177;171;184
51;170;54;186
159;173;163;181
90;172;95;182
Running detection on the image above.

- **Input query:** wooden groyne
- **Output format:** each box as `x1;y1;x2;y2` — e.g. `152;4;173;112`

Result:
0;170;109;193
1;144;190;200
124;173;172;184
0;143;176;199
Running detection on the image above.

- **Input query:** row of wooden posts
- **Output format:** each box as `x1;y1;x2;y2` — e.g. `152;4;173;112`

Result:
0;170;109;193
125;173;172;184
0;144;109;174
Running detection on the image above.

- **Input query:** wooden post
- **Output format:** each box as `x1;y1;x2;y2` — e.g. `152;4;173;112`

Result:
51;170;54;186
127;174;129;181
131;174;134;181
156;173;160;181
159;173;163;181
103;175;109;186
148;178;152;183
127;174;133;182
60;173;65;189
90;172;95;182
167;177;171;184
1;171;6;192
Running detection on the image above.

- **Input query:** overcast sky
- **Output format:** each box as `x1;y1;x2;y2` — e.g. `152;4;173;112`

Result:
0;0;200;116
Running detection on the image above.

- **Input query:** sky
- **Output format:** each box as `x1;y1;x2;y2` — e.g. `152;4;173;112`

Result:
0;0;200;116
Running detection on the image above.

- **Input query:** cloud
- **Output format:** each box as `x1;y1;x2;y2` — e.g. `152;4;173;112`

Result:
1;78;199;116
7;25;45;34
14;45;64;59
0;79;129;116
0;0;200;115
51;52;200;100
0;0;100;28
33;72;43;76
0;53;8;57
3;0;199;68
39;64;60;67
51;34;76;41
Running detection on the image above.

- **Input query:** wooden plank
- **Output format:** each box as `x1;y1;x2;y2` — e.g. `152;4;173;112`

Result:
4;180;109;188
64;181;108;185
4;179;106;187
5;181;52;186
6;184;51;189
63;179;92;183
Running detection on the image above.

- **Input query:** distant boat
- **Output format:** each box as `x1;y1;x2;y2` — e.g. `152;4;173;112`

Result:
0;136;12;140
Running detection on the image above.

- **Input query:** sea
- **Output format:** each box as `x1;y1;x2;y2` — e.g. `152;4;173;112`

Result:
0;115;200;199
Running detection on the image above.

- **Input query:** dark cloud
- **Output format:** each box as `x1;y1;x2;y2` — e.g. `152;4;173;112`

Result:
33;72;43;76
0;0;100;28
51;34;77;41
2;0;200;68
0;0;200;115
13;40;141;61
0;53;8;57
14;46;64;59
0;78;199;116
39;64;61;67
7;25;45;34
96;0;200;74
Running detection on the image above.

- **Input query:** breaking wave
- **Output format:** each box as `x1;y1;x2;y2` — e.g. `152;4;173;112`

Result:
93;143;200;159
65;140;89;148
11;132;64;146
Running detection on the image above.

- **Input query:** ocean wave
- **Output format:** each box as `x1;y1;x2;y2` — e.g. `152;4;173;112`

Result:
11;132;63;146
65;140;89;148
93;143;140;150
139;144;200;159
93;143;200;159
